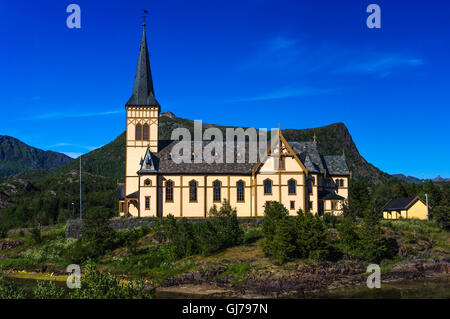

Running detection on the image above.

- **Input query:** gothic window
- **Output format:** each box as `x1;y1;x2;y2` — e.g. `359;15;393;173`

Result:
165;180;173;202
143;123;149;140
213;180;221;202
288;179;296;195
237;180;245;202
135;123;142;140
264;179;272;195
189;180;198;202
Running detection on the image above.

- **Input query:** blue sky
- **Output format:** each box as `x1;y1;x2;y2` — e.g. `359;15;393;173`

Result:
0;0;449;178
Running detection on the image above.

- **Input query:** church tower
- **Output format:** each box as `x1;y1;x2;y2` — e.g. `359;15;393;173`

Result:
124;24;160;215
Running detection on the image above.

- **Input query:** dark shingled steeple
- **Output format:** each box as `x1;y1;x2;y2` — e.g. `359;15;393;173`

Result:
126;25;160;107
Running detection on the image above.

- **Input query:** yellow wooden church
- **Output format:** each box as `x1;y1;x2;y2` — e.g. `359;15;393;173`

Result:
117;26;350;218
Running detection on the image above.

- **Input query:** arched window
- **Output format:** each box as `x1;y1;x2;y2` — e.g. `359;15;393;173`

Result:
165;180;173;202
340;179;344;187
264;179;272;195
213;180;221;202
288;179;296;195
135;123;142;141
143;123;149;140
189;180;197;202
237;181;245;202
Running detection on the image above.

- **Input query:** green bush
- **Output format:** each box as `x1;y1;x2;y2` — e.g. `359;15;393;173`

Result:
261;202;333;263
271;219;297;264
432;206;449;230
70;262;152;299
33;280;65;299
0;227;7;239
163;200;243;258
323;213;338;228
242;226;264;244
339;209;399;263
337;216;360;255
69;206;117;262
30;226;41;245
262;201;289;256
295;213;332;260
0;276;26;299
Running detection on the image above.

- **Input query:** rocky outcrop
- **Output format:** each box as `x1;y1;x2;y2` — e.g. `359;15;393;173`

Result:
159;260;449;297
0;239;24;250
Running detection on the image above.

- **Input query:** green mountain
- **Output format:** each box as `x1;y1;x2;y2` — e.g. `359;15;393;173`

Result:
22;113;391;184
0;135;73;178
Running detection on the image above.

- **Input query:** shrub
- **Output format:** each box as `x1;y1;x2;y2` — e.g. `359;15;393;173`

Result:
262;201;289;256
337;216;360;255
270;219;297;264
323;213;338;228
295;212;332;260
262;202;333;263
33;280;65;299
70;262;152;299
242;226;264;244
0;227;7;239
122;229;142;255
0;276;26;299
206;200;243;250
165;216;198;259
432;206;449;230
80;206;117;258
30;226;41;245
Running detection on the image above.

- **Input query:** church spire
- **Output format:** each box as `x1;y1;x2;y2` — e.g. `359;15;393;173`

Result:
126;24;160;107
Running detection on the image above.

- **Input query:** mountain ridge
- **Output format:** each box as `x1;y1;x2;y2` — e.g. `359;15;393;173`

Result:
10;114;393;184
0;135;73;178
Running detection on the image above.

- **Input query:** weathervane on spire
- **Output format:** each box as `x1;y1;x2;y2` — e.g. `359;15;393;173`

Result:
142;9;149;28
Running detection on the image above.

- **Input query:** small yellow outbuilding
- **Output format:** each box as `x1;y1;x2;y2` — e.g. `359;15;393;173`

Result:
382;196;429;220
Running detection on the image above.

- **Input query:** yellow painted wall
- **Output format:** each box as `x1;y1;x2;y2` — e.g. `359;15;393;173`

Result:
139;176;158;217
407;200;428;220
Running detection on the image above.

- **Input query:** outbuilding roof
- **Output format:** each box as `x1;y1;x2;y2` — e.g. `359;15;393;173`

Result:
382;197;424;211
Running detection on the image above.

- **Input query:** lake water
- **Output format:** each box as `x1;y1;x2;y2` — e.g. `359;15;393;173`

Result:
5;276;450;299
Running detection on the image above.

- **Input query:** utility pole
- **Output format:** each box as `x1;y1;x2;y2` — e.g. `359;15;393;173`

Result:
80;156;82;219
425;193;429;220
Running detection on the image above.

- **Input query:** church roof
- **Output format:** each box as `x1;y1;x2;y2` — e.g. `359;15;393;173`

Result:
319;190;345;200
322;155;350;176
135;139;349;176
289;141;349;176
137;147;157;173
126;26;160;107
